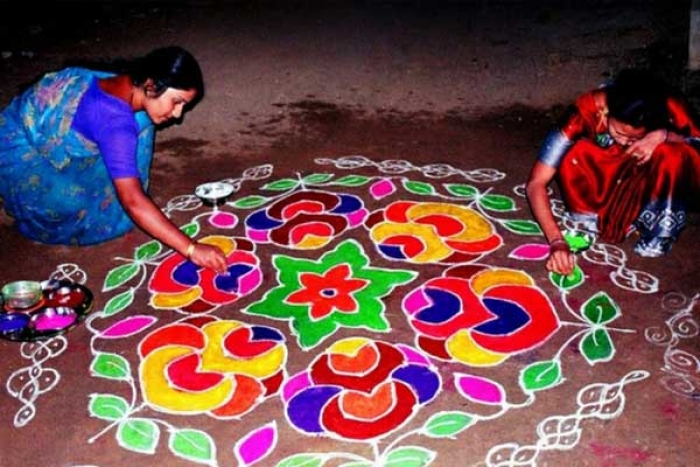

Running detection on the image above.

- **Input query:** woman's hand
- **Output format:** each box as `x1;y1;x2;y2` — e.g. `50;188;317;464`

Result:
546;238;575;276
526;162;576;276
626;129;667;165
188;242;228;274
113;178;229;275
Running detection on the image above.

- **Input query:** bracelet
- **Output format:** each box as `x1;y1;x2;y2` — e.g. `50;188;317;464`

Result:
549;238;568;247
185;241;197;259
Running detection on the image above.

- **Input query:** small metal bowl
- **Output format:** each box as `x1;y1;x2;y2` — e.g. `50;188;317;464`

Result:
1;280;43;309
195;181;235;206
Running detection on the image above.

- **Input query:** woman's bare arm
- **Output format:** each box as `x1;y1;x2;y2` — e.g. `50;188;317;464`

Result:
525;161;575;275
113;177;227;273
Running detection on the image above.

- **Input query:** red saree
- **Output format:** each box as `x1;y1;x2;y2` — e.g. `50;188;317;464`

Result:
554;91;700;250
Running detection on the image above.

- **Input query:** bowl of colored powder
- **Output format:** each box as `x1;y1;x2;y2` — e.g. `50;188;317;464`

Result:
1;280;43;309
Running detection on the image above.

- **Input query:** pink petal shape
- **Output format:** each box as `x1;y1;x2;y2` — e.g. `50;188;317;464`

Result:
403;287;430;316
282;371;311;403
455;373;505;405
347;208;369;227
370;178;396;199
238;269;263;295
100;315;158;339
234;422;277;466
397;344;431;366
247;229;269;243
508;243;551;261
209;211;238;229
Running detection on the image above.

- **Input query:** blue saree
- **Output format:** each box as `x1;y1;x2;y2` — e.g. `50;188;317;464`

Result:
0;67;155;245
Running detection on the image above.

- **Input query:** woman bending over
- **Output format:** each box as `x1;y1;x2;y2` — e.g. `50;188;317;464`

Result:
0;46;227;272
526;68;700;275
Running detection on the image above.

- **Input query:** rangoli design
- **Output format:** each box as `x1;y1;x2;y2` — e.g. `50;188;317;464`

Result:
138;318;286;417
5;263;89;428
6;156;685;466
149;236;262;313
244;239;417;349
645;292;700;398
403;265;559;366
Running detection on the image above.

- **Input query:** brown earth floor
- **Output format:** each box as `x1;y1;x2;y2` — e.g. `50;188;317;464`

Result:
1;2;699;466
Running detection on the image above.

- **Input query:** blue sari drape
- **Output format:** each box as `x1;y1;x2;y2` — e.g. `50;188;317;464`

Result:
0;67;154;245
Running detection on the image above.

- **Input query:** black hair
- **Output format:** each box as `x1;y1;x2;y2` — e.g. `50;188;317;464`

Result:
606;68;669;131
128;46;204;100
13;46;205;109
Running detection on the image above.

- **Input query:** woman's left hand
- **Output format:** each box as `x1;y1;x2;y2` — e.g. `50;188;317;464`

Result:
625;129;667;165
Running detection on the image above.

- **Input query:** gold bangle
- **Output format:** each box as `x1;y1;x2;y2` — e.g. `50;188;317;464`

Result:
185;241;197;259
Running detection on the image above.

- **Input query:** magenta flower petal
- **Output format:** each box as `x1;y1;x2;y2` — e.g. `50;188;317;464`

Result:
370;178;396;199
101;315;157;339
508;243;550;261
234;422;277;466
454;373;505;405
209;211;238;229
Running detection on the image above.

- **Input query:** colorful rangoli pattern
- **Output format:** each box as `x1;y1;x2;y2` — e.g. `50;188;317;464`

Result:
244;239;417;349
18;156;677;466
283;337;441;441
138;318;286;418
149;236;262;313
403;265;559;366
245;190;367;249
365;200;503;264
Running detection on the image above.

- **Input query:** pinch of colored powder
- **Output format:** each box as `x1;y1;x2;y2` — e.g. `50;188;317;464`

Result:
0;313;30;333
33;310;76;331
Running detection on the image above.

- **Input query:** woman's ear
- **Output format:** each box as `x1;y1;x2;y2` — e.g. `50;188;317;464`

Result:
144;79;156;98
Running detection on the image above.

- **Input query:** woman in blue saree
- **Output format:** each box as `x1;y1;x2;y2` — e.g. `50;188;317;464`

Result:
0;46;226;272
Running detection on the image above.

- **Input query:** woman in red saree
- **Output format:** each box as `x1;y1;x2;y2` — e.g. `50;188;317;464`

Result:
526;69;700;275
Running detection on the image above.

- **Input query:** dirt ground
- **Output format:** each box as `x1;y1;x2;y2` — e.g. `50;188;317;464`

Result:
1;2;698;466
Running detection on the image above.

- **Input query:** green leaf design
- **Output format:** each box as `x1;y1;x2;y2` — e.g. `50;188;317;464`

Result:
582;292;619;325
262;178;299;191
245;239;417;350
302;173;334;184
338;462;373;467
180;222;200;238
403;180;436;195
581;329;614;364
231;195;270;209
502;219;543;235
332;175;371;187
478;194;516;211
135;240;162;261
276;454;325;467
549;264;584;290
89;394;129;421
102;289;135;317
103;263;139;291
520;360;563;392
423;411;474;438
384;446;436;467
117;418;160;454
443;183;478;198
91;352;131;380
169;428;215;465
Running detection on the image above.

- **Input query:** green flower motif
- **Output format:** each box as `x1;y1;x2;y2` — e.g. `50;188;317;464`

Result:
244;239;418;349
